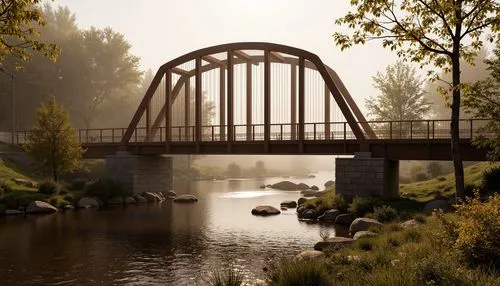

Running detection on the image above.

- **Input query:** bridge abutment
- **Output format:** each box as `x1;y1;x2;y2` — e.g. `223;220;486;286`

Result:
335;153;399;199
105;152;173;194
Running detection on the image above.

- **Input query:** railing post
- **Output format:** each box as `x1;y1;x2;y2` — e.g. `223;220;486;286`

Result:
410;121;413;140
160;127;163;142
112;129;115;143
100;129;103;142
427;120;430;140
389;121;393;139
432;121;435;139
212;126;215;141
343;122;347;140
470;119;473;139
280;124;283;140
253;125;255;141
314;123;317;140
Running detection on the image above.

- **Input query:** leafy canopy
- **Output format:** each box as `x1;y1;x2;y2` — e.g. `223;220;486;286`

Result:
24;96;84;181
464;43;500;160
0;0;58;67
333;0;500;79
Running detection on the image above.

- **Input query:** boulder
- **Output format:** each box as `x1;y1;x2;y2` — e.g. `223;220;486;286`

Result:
314;237;355;251
424;200;453;215
318;209;341;222
297;183;310;190
335;214;355;226
324;180;335;187
173;194;198;203
156;192;166;201
76;197;101;208
259;185;266;189
310;185;319;191
266;184;272;188
297;197;308;205
301;190;328;197
251;206;281;216
107;196;124;206
308;175;316;178
165;190;177;197
353;231;378;240
295;250;324;261
26;201;57;214
301;209;318;220
400;219;420;229
280;206;288;211
280;200;297;208
296;205;307;215
143;192;160;202
63;205;74;211
5;209;24;215
349;218;383;235
124;196;136;204
133;194;147;204
271;181;298;190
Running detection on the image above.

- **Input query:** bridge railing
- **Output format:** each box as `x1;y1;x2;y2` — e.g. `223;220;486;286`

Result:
13;118;493;145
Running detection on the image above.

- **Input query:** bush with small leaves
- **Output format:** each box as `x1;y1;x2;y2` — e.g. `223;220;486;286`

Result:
266;257;330;286
38;180;59;195
84;178;129;201
0;180;13;194
373;205;398;223
348;196;383;217
319;228;330;241
482;166;500;193
207;266;246;286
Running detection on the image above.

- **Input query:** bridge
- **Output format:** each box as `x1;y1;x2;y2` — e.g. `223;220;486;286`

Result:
12;42;493;198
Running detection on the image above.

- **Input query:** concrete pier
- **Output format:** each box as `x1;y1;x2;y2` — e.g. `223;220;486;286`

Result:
105;152;173;194
335;153;399;199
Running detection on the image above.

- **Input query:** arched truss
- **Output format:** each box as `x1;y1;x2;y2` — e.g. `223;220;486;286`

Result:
121;42;376;150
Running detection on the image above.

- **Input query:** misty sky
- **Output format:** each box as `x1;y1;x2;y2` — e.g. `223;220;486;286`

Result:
53;0;406;115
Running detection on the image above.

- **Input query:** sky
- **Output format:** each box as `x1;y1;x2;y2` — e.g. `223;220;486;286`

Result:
53;0;402;115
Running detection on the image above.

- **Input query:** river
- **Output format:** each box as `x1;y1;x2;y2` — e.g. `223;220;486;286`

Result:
0;171;346;285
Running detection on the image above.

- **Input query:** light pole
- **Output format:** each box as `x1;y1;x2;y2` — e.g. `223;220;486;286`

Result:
0;67;15;144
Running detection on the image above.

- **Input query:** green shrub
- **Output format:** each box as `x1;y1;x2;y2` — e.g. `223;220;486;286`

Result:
436;176;446;181
357;239;374;251
0;180;12;194
436;193;500;269
58;188;69;195
49;197;70;208
482;166;500;193
387;236;401;247
403;229;422;243
38;180;59;195
304;192;348;214
2;191;47;209
373;205;398;222
84;178;129;201
207;266;246;286
63;194;74;203
348;196;383;217
267;258;330;286
413;256;467;285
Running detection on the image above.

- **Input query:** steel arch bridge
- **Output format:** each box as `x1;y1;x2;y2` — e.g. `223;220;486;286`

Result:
15;42;490;160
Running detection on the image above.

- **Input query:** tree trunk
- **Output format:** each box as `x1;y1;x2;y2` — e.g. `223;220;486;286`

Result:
451;54;465;199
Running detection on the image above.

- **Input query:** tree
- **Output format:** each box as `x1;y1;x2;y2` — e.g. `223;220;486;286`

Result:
0;1;58;66
464;42;500;160
253;160;266;178
366;62;430;137
24;96;84;182
226;162;241;178
333;0;500;198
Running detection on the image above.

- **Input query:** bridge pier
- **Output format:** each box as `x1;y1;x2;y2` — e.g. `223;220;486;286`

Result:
335;153;399;199
105;152;173;194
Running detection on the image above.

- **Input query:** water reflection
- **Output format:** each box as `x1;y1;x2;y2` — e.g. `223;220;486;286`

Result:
0;172;341;285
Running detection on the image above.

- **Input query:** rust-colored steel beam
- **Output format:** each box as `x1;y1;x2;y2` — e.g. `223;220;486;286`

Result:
227;51;234;142
264;51;271;150
184;78;190;141
290;63;297;140
325;83;330;140
219;66;226;141
269;51;285;63
171;67;190;76
246;62;252;141
195;58;202;145
298;57;305;150
165;70;172;150
202;55;224;66
233;50;259;65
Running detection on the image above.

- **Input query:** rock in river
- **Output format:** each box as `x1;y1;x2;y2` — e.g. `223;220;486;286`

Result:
143;192;161;202
301;209;318;220
271;181;298;190
353;231;378;240
251;206;281;216
280;200;297;208
133;194;147;204
296;183;310;190
310;185;319;191
295;250;324;261
297;197;308;205
26;201;58;214
76;197;101;208
335;214;354;226
318;209;340;222
173;195;198;203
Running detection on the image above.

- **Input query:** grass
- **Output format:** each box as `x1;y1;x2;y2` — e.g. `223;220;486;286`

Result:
400;162;499;201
